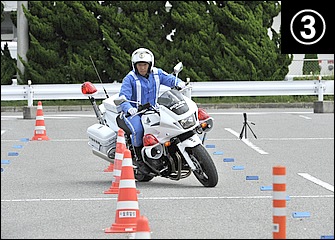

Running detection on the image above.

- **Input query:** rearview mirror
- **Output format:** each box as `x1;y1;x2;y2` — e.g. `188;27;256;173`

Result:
173;62;183;74
113;95;127;106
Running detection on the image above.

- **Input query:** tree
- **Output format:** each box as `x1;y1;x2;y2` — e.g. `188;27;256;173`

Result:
1;1;4;22
1;42;17;85
1;2;16;85
98;1;175;81
22;1;110;84
168;1;292;81
3;1;291;84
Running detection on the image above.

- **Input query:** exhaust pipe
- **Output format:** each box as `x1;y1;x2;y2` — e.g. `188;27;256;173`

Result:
92;149;115;164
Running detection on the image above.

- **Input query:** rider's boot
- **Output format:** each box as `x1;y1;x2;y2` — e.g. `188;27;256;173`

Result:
134;146;151;175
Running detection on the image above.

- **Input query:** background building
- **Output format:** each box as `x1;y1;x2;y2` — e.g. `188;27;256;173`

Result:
1;1;18;59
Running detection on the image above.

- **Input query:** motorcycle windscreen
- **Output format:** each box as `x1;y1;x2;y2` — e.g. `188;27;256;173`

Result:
157;89;189;115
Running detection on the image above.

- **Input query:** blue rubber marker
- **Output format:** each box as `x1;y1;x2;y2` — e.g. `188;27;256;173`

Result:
232;165;244;170
206;144;215;148
213;151;223;155
292;212;311;218
13;145;23;149
260;186;272;191
223;158;234;162
8;152;19;156
320;235;334;239
246;176;259;180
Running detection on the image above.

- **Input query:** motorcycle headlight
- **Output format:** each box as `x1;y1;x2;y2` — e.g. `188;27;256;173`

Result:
179;114;196;129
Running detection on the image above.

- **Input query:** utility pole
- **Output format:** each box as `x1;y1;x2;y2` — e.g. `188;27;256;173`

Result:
17;1;36;119
17;1;28;84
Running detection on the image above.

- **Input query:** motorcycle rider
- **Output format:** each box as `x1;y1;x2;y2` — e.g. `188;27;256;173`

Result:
119;47;186;174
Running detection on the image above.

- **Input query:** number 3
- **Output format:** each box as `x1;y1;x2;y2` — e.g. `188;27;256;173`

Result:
300;15;316;40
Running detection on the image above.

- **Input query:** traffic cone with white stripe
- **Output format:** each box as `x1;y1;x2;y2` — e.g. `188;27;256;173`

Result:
105;148;140;233
104;128;125;194
135;215;151;239
31;101;50;141
104;162;114;172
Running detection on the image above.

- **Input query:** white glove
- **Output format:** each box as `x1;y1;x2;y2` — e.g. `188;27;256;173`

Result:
128;107;138;116
177;81;186;89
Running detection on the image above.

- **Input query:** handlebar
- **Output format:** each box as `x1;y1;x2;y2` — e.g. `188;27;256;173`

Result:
172;86;183;91
138;102;151;112
123;82;191;118
124;102;154;118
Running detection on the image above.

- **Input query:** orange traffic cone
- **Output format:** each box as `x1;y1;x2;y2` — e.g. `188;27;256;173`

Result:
135;215;151;239
31;101;50;141
104;163;114;172
105;149;141;233
104;129;126;194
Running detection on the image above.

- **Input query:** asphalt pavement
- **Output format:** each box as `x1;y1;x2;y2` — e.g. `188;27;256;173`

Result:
1;108;334;239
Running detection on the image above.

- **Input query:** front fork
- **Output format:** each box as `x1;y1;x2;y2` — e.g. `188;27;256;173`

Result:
175;134;202;170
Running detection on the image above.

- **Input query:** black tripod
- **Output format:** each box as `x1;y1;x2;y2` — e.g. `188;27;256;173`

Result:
239;113;257;139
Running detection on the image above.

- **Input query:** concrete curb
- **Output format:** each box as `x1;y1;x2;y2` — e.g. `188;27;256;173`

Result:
313;101;334;113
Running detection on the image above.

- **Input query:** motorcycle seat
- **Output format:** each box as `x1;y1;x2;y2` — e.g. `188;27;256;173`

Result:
116;114;132;135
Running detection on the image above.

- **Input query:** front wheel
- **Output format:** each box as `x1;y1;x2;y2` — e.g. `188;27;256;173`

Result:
187;144;218;187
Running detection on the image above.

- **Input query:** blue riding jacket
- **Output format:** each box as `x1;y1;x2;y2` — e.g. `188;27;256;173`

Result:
119;67;183;147
119;67;183;114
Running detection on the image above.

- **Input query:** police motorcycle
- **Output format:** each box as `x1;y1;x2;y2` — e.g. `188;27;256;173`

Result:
81;62;218;187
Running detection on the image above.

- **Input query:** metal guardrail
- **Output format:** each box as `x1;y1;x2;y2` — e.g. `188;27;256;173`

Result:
1;80;334;105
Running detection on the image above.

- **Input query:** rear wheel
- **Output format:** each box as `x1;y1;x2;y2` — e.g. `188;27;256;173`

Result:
188;144;218;187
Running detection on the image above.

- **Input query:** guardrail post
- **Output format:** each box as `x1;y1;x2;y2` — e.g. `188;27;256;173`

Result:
27;80;34;107
11;78;18;86
184;77;192;99
23;80;37;119
314;77;334;113
273;165;286;239
317;76;324;101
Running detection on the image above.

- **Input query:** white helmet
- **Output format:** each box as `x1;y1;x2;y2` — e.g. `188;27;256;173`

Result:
131;48;154;73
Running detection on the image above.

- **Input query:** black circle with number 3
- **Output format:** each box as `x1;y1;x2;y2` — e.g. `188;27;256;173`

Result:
290;9;326;45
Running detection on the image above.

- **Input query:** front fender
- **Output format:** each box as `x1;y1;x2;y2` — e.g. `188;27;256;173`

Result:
176;134;202;170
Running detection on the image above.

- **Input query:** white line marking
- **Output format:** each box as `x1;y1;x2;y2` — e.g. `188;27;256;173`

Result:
299;115;311;119
1;195;333;203
209;111;313;115
2;137;332;143
1;139;87;142
1;114;96;120
225;128;268;154
298;173;334;192
206;137;334;141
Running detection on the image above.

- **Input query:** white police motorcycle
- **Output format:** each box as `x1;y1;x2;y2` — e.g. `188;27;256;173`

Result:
81;63;218;187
